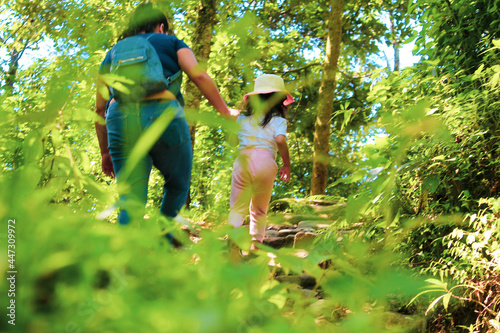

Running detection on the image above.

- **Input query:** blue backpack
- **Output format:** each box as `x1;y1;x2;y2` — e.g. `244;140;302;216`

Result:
109;34;181;102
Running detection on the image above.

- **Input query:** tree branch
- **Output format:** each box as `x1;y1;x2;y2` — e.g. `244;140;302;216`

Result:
12;37;31;65
258;62;322;74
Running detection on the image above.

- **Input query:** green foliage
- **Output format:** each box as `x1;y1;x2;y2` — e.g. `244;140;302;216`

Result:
429;199;500;281
408;276;470;321
189;123;235;211
0;165;426;332
349;1;500;327
412;0;500;75
2;0;500;332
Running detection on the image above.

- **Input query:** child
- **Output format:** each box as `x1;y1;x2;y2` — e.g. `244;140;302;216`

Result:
228;74;293;251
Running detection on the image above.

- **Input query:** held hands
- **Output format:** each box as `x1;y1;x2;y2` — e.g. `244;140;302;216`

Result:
279;165;291;182
228;108;240;121
101;153;115;178
219;107;239;121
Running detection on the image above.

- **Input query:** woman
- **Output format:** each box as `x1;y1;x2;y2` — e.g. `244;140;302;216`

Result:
95;3;232;238
228;74;293;252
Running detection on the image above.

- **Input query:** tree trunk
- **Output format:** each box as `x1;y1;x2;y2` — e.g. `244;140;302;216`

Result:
389;9;400;72
4;40;29;95
184;0;218;208
311;0;343;196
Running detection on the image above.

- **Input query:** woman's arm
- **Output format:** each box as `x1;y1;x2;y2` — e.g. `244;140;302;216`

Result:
177;48;236;119
95;77;115;177
276;134;290;182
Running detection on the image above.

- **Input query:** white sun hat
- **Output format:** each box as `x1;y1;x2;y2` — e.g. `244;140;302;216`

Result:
243;74;294;106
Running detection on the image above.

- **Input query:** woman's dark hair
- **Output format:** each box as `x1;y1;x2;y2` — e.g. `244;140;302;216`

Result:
121;3;169;39
243;92;288;127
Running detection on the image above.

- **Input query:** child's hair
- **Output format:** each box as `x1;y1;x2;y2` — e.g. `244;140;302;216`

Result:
120;3;169;39
243;92;288;127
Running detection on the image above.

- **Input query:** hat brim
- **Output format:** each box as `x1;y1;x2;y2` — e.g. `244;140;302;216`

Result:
243;89;294;106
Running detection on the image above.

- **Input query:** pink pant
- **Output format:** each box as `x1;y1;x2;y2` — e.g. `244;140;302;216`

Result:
228;149;278;242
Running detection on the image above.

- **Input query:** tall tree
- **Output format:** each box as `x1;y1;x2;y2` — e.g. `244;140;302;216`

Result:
311;0;344;195
183;0;218;207
0;3;42;94
382;0;413;72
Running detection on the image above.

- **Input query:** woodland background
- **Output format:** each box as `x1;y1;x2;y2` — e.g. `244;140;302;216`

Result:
1;0;500;332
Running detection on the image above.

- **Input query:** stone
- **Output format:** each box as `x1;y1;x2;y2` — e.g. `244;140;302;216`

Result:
274;274;316;289
285;215;325;224
297;227;316;233
294;231;317;249
263;236;294;249
285;234;296;243
384;312;426;332
265;229;279;238
269;200;291;212
299;288;316;298
278;229;298;236
298;274;317;289
297;221;332;230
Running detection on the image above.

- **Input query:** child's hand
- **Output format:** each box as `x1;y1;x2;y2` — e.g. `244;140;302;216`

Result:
279;165;290;182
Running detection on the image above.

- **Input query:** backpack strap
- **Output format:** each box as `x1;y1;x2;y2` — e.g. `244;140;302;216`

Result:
146;34;183;96
166;70;182;87
165;70;182;95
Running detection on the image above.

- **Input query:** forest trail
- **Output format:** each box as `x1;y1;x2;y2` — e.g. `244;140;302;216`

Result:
178;198;426;332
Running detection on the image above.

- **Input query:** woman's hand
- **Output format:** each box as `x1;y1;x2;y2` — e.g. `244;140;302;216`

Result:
101;153;115;178
177;48;232;118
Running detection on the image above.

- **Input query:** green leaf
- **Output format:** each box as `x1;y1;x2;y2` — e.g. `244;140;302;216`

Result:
425;278;447;290
489;71;500;88
423;177;440;193
227;225;252;250
472;64;485;80
426;294;445;315
118;108;176;181
100;73;134;94
442;292;452;310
